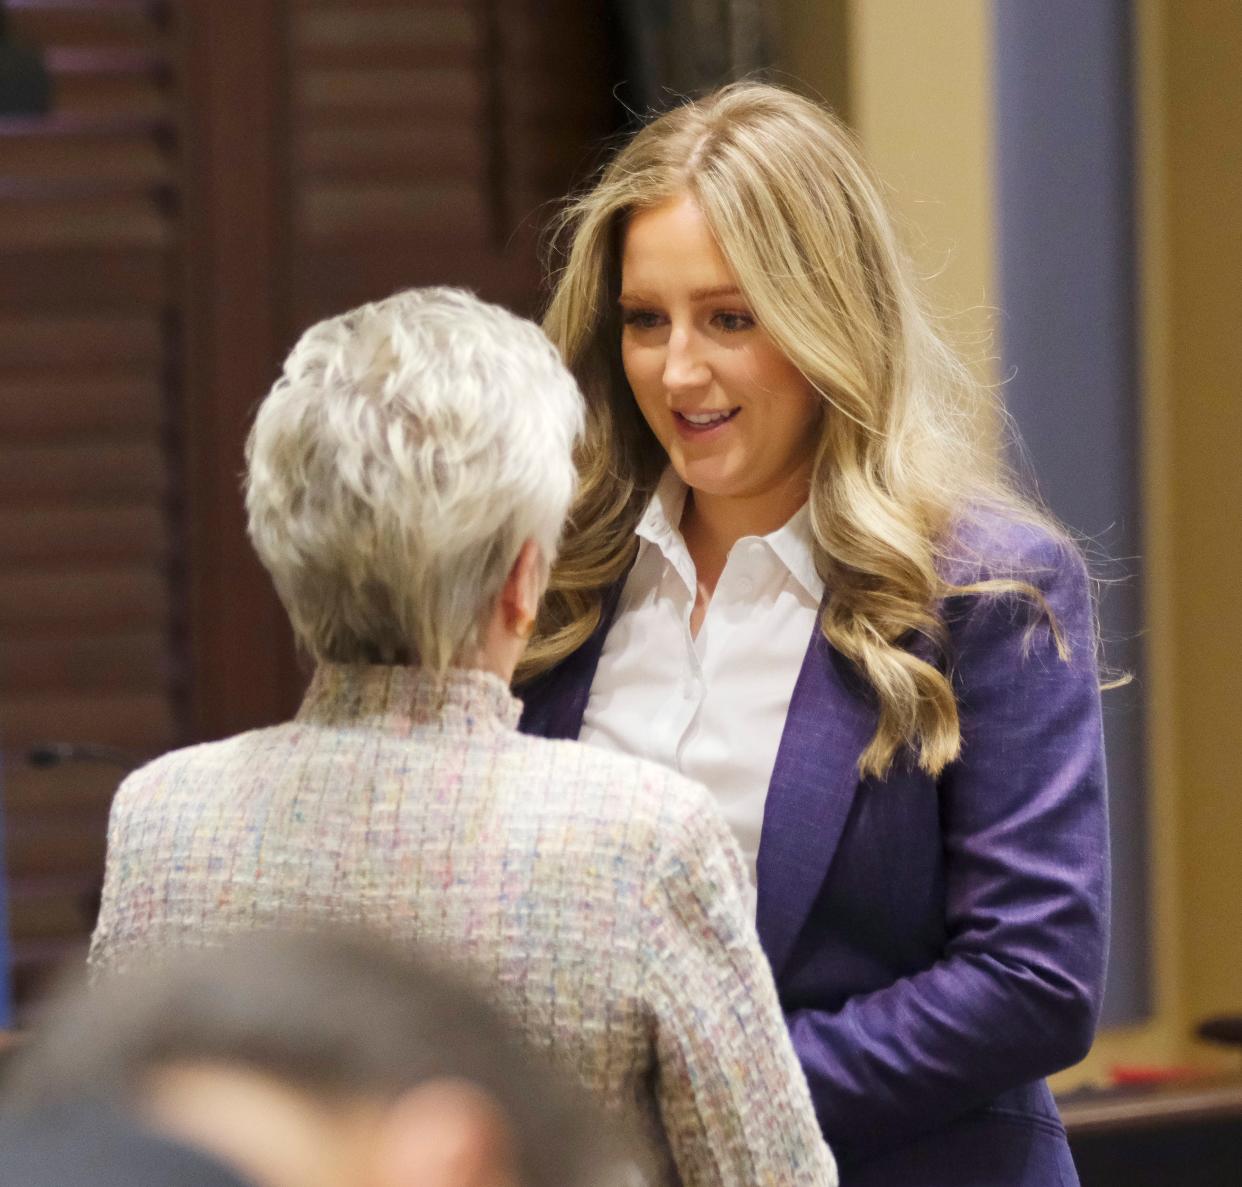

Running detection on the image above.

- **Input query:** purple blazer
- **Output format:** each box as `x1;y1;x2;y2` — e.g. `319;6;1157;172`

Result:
519;515;1109;1187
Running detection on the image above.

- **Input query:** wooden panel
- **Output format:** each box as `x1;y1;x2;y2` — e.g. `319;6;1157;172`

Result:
44;46;169;73
0;136;171;185
6;879;101;944
297;6;475;70
43;68;172;122
0;315;164;368
3;757;128;992
0;441;167;502
297;66;483;118
0;112;168;139
8;938;89;1005
0;633;169;694
296;5;475;46
0;377;162;439
296;124;485;182
0;247;170;312
289;0;469;11
7;1;170;51
2;764;129;818
0;195;170;250
3;818;109;880
179;0;306;740
0;0;182;1013
0;506;168;564
0;0;624;1018
286;0;615;311
0;0;621;1019
0;569;170;632
8;936;88;968
291;247;539;325
299;182;488;242
0;693;177;752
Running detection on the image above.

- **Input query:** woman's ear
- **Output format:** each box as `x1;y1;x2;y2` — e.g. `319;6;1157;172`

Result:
500;539;544;639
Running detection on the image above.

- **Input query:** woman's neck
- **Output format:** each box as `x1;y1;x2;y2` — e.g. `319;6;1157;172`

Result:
679;477;810;595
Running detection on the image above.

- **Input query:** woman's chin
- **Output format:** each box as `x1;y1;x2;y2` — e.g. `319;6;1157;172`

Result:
671;457;747;500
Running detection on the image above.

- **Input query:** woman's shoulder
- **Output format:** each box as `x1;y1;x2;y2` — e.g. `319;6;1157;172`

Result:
113;736;246;802
107;728;294;832
939;504;1088;591
937;504;1098;661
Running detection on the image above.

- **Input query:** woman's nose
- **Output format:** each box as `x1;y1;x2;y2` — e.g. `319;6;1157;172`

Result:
662;327;710;393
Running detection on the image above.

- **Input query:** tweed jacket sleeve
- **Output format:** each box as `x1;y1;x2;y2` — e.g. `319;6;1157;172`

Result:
640;788;837;1187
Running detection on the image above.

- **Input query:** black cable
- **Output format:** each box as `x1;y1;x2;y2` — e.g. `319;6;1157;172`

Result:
25;744;140;773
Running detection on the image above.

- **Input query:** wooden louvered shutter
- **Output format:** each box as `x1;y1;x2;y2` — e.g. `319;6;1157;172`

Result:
1;0;616;1010
0;0;184;1004
287;0;614;324
181;0;618;745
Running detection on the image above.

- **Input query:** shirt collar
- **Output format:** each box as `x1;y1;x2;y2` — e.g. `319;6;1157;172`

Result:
635;467;688;549
634;469;696;593
765;503;825;604
635;469;824;603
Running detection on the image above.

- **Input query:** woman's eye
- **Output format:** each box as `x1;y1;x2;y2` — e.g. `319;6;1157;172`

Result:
714;311;755;332
621;309;663;330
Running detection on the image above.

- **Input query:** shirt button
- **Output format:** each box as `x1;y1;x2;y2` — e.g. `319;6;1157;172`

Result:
738;575;756;596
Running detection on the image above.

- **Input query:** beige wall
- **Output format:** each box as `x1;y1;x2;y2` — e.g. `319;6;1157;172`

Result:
1083;0;1242;1079
1152;0;1242;1048
775;0;998;427
1084;0;1242;1079
775;0;1000;397
772;0;851;120
846;0;999;391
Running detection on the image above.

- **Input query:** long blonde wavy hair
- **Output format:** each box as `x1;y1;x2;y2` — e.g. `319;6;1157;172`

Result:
520;82;1069;778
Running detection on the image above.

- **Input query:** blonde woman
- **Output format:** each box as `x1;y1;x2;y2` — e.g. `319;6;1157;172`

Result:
518;84;1109;1187
89;288;837;1187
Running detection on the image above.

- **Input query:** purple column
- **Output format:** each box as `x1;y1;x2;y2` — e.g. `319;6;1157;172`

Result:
994;0;1148;1025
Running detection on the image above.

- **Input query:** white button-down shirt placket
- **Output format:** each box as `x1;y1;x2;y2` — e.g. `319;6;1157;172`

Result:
664;545;703;760
581;472;826;903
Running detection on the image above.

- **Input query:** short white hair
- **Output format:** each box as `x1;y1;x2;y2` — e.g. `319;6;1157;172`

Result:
245;287;585;671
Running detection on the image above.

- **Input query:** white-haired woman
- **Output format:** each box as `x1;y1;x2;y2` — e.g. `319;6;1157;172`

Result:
517;85;1110;1187
89;288;836;1187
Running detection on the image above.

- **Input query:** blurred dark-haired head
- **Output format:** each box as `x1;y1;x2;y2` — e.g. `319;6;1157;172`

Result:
1;927;636;1187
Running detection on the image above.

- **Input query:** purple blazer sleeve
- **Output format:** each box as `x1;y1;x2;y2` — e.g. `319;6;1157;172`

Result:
787;533;1109;1161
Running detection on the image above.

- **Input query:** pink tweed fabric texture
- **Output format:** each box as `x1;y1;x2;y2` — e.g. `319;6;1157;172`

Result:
89;663;836;1187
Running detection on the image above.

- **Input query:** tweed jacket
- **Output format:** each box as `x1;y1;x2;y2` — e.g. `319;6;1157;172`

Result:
89;665;836;1187
520;514;1110;1187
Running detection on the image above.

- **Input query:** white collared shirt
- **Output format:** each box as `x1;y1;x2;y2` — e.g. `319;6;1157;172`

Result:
580;470;826;897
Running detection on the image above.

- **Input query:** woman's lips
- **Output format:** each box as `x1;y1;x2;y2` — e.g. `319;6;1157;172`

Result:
673;407;740;439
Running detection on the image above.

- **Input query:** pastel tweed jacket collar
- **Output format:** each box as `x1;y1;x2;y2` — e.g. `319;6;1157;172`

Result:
296;663;522;736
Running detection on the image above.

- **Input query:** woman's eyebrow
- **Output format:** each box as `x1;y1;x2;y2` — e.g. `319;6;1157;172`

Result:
618;285;743;304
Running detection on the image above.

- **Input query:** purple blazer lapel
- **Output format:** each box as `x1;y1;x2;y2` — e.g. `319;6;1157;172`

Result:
755;625;877;978
521;577;880;983
517;582;625;739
